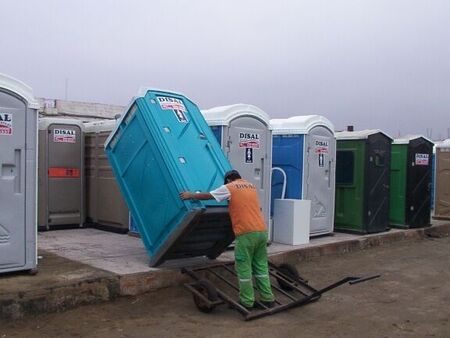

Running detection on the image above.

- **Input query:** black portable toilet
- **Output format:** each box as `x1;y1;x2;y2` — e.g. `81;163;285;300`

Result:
335;130;392;234
389;135;433;228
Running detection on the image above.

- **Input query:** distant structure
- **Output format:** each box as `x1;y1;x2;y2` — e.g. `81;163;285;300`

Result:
37;98;125;121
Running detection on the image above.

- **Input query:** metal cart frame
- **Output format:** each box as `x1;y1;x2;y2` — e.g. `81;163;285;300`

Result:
182;261;380;321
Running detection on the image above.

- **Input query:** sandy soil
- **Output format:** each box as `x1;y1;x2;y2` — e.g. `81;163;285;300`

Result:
1;236;449;338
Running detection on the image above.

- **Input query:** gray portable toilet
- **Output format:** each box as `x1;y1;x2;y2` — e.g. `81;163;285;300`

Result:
84;120;129;233
0;73;38;274
38;118;85;230
202;104;272;232
270;115;336;236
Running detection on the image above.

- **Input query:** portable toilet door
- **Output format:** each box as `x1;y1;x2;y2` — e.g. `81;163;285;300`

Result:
335;130;392;234
433;139;450;220
38;118;85;230
390;135;433;228
84;120;129;233
271;115;336;236
202;104;272;230
0;73;38;274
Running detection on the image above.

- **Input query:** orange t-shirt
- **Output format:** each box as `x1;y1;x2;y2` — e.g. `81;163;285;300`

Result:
224;179;266;236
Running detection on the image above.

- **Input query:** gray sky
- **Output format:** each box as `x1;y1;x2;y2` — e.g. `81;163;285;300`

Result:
1;0;450;139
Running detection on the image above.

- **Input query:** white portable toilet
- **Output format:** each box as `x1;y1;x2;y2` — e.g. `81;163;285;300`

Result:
38;118;85;230
270;115;336;236
202;104;272;232
0;73;38;274
84;120;129;233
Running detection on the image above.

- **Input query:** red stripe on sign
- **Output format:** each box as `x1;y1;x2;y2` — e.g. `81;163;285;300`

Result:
48;167;80;178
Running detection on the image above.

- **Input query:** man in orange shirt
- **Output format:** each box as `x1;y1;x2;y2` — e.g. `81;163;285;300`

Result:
180;170;275;309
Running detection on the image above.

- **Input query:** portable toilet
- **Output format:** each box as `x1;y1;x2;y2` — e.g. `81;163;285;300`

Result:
433;139;450;220
38;118;85;230
201;104;272;231
270;115;336;237
105;89;233;266
389;135;433;228
335;130;392;234
0;73;38;274
85;120;129;233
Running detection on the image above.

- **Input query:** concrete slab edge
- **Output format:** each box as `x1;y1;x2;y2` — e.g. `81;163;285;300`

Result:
1;276;120;320
269;223;450;266
1;223;449;320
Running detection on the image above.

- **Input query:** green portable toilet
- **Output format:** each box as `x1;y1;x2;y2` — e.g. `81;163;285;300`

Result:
390;135;434;228
335;129;392;234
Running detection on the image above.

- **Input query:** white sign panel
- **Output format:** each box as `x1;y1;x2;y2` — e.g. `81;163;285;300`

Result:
0;113;13;135
415;153;429;166
157;96;188;123
238;132;260;149
53;129;76;143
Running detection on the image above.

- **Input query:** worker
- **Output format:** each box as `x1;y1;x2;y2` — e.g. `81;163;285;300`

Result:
180;169;275;309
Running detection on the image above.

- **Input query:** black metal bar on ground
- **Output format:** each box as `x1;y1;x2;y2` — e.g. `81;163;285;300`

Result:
349;274;381;285
245;293;319;321
266;279;299;302
311;277;357;296
268;267;315;296
215;287;250;316
212;265;272;309
217;262;300;304
184;283;224;307
209;269;240;291
181;267;201;281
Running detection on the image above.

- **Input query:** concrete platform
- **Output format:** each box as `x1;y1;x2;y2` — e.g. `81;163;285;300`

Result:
1;221;449;320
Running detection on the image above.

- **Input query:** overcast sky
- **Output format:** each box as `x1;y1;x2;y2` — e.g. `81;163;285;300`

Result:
1;0;449;139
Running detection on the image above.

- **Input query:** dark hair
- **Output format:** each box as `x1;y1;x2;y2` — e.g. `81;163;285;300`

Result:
224;170;241;184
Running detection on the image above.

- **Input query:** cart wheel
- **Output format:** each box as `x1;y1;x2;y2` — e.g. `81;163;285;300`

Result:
192;279;219;313
276;263;300;291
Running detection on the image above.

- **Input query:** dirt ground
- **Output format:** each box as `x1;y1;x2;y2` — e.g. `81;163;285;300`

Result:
1;236;449;338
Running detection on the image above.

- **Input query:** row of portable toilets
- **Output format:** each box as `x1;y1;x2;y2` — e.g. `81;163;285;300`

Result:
2;73;450;272
36;108;445;238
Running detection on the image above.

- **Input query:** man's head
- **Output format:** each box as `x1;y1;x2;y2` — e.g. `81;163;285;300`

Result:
224;170;241;184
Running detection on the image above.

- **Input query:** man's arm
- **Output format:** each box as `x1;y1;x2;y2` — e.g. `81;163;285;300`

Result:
180;191;214;200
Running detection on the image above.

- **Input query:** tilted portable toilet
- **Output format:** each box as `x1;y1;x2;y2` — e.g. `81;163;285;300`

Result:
38;118;85;230
270;115;336;236
85;120;129;233
433;139;450;220
389;135;433;228
335;130;392;234
201;104;272;231
105;89;233;266
0;73;38;274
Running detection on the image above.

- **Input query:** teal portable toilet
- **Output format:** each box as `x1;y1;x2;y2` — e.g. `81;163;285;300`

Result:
105;89;233;266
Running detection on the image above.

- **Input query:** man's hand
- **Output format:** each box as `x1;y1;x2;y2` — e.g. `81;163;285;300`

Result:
180;191;194;200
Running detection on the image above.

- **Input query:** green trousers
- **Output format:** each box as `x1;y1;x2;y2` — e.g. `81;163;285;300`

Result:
234;231;275;307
